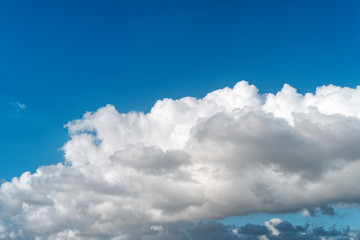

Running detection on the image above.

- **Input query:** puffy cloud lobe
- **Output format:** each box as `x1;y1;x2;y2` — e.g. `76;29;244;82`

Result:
1;81;360;239
111;144;190;175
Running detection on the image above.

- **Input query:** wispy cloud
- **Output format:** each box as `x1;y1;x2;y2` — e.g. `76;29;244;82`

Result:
1;81;360;239
11;101;26;111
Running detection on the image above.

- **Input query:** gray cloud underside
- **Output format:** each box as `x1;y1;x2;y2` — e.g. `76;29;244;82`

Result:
141;220;359;240
1;81;360;239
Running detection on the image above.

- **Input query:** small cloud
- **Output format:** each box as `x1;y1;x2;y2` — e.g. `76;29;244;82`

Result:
320;205;336;216
301;209;310;217
265;218;282;235
11;101;26;111
302;205;337;218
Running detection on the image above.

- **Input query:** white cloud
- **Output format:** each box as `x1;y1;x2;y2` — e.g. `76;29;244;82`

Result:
1;81;360;239
265;218;282;235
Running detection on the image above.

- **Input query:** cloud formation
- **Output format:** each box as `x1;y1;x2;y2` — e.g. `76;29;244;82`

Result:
1;81;360;239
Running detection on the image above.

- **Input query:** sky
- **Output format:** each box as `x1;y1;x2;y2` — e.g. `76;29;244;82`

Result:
0;0;360;239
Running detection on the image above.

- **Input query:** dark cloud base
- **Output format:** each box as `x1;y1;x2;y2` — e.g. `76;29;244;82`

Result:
146;220;358;240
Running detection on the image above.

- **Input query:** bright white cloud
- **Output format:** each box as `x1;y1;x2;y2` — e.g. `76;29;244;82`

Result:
1;81;360;239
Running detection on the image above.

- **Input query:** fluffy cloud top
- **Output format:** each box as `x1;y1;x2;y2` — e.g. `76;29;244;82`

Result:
1;81;360;239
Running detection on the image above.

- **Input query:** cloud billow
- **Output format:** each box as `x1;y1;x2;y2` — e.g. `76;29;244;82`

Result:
1;81;360;239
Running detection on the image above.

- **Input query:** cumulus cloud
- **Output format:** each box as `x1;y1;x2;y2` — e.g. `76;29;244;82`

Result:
1;81;360;239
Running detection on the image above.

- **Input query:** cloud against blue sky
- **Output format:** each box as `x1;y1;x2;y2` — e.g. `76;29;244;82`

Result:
1;82;360;239
1;0;359;182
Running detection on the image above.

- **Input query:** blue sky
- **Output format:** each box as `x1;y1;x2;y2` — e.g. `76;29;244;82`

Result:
0;1;360;239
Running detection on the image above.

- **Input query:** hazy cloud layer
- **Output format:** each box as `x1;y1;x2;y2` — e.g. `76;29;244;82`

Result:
1;81;360;239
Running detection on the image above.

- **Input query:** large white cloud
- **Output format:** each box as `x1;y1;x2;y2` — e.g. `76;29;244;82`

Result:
1;81;360;239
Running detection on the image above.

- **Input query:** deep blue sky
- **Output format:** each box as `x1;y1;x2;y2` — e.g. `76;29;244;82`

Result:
0;0;359;180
